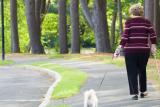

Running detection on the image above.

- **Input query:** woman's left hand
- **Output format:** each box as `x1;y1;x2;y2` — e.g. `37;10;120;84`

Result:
151;44;157;55
113;45;122;58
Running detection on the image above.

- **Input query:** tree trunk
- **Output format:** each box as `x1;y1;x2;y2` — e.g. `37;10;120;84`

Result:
117;0;123;35
80;0;94;28
80;0;111;52
154;0;160;39
10;0;20;53
111;0;118;47
25;0;44;54
70;0;80;53
92;0;111;52
35;0;41;38
58;0;68;54
145;0;154;24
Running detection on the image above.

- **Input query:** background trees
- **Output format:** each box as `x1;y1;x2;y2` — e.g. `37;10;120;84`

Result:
144;0;160;40
70;0;80;53
1;0;160;55
111;0;118;48
144;0;154;24
24;0;44;54
153;0;160;40
80;0;111;52
10;0;20;53
58;0;68;54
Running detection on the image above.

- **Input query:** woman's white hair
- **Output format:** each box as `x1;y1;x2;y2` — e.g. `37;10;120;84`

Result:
129;3;144;16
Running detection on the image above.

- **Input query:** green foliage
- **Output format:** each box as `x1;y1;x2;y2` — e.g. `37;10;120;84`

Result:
41;13;59;51
156;39;160;58
3;0;11;53
48;1;58;13
0;60;14;66
49;104;70;107
0;0;29;53
32;63;87;99
17;0;29;52
79;14;95;48
41;11;95;51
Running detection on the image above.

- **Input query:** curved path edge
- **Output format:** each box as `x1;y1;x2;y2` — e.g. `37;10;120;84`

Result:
19;65;61;107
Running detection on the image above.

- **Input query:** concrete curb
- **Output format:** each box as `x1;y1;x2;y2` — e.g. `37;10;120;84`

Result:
19;65;61;107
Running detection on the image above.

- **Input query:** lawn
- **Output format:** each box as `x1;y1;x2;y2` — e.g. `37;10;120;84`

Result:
0;60;14;66
32;63;87;99
47;104;70;107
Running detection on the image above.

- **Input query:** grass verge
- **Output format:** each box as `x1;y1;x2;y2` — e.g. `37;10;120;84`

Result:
47;104;70;107
0;60;14;66
147;58;160;90
48;53;125;67
32;63;87;99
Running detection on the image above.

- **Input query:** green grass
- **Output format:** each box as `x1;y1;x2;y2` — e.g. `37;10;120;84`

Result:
48;53;125;67
47;104;71;107
48;53;81;60
0;60;14;66
32;63;87;99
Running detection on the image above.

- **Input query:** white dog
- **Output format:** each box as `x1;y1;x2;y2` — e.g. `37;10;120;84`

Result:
84;89;98;107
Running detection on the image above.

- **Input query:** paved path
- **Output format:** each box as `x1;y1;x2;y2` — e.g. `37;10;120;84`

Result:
4;56;160;107
46;60;160;107
0;66;54;107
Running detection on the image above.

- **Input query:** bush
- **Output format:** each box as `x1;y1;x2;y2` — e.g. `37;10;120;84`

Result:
41;13;59;51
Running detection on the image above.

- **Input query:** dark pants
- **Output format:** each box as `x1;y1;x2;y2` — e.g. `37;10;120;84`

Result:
125;52;150;95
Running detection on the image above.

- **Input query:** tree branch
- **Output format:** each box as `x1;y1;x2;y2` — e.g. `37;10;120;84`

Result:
40;0;51;23
80;0;94;28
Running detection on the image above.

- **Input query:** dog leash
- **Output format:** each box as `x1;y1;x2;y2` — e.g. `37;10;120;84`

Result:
98;55;115;90
98;70;107;89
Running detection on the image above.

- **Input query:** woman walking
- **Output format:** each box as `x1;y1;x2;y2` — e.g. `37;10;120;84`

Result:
114;4;157;100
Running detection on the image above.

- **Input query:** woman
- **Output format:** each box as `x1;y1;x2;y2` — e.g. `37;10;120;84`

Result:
114;4;157;100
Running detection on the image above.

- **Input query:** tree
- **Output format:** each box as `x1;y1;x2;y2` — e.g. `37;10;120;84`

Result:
10;0;20;53
58;0;68;54
80;0;111;53
41;0;46;15
70;0;80;53
111;0;118;47
154;0;160;39
145;0;160;40
25;0;44;54
117;0;123;35
144;0;154;24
